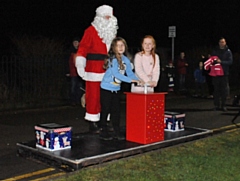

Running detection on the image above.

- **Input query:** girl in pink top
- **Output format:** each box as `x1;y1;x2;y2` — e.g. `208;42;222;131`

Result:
131;35;160;92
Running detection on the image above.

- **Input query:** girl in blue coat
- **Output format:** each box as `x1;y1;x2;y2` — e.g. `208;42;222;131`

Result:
100;37;140;140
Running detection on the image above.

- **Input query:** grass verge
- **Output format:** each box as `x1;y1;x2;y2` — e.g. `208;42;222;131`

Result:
54;128;240;181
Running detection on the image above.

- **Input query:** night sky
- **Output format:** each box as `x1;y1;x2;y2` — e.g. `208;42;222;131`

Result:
1;0;240;54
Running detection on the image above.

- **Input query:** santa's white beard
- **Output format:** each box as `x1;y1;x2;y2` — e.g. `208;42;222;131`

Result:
91;16;118;46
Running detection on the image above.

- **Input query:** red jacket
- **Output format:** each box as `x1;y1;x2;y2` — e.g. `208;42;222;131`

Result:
177;58;187;74
204;56;224;77
69;53;78;77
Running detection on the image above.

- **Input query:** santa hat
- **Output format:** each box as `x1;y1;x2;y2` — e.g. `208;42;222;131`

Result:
96;5;113;17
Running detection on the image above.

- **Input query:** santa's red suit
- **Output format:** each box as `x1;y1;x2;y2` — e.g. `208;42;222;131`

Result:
76;25;108;121
75;5;117;133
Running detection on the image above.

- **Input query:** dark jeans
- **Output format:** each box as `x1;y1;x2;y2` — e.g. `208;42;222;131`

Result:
212;76;228;108
100;88;121;133
205;75;214;96
179;74;186;90
70;76;85;104
195;82;204;96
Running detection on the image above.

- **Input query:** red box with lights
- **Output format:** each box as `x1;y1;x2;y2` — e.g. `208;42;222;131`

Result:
125;92;166;144
35;123;72;151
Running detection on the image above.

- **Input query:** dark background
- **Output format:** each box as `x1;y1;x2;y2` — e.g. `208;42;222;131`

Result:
1;0;240;54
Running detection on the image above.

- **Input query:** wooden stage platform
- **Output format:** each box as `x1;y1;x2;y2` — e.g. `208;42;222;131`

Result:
17;127;212;171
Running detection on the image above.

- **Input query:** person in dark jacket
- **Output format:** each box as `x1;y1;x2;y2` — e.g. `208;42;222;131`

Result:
193;61;205;97
176;52;188;91
211;37;233;111
201;54;214;98
66;37;85;106
166;60;175;92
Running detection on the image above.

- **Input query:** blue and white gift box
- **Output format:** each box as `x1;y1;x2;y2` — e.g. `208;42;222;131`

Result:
35;123;72;151
164;111;185;132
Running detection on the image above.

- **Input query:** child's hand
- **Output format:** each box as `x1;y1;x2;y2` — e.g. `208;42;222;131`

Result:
132;80;140;85
148;81;157;87
132;80;144;86
139;80;145;86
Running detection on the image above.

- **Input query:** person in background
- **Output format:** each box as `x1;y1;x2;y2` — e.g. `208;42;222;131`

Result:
75;5;118;133
193;61;205;97
210;37;233;111
201;54;214;98
99;37;140;140
176;52;188;91
165;60;175;92
66;37;85;106
131;35;160;93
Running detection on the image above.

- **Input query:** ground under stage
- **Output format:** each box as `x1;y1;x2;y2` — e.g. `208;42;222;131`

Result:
17;127;212;171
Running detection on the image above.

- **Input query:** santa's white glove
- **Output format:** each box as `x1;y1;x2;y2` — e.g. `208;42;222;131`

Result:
75;56;86;80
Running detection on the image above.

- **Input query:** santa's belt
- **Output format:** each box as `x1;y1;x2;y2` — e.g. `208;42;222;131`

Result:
86;54;107;60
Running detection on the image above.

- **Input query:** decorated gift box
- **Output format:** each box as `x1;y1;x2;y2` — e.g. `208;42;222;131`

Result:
35;123;72;151
164;111;185;132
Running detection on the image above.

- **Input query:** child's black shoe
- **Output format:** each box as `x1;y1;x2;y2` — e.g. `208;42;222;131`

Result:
113;133;125;140
99;131;113;140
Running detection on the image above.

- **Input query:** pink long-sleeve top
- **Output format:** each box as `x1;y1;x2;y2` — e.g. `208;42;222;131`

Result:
134;53;160;82
131;52;160;92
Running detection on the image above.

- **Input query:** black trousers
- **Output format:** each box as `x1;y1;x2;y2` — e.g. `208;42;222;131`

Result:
100;88;121;133
212;76;228;108
205;75;214;95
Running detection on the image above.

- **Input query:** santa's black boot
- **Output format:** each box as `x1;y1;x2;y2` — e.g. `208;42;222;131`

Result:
89;122;101;134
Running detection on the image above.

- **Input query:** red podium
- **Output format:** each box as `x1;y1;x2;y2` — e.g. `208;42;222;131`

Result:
125;92;166;144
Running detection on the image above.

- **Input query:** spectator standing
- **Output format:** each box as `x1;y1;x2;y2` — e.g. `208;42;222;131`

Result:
156;60;168;92
176;52;188;91
193;61;205;97
201;54;214;98
75;5;118;133
165;60;175;92
66;37;85;106
210;37;233;111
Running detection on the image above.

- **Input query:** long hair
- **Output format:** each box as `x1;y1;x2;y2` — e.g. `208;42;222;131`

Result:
140;35;156;67
103;37;128;70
